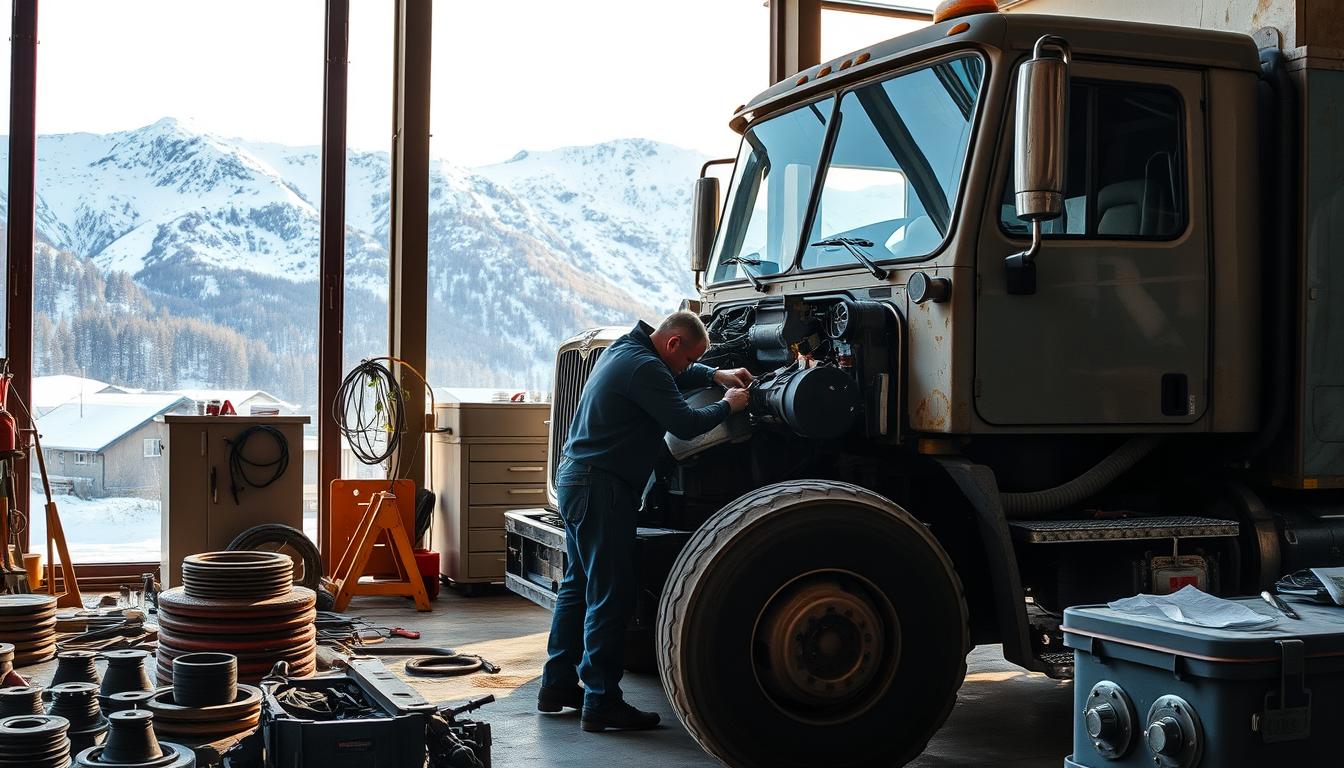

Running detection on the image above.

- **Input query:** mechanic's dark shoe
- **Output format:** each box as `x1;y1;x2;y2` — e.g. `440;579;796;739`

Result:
580;701;661;732
537;684;584;713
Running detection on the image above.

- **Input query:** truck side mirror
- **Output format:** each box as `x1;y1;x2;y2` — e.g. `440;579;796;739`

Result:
689;176;720;274
1006;35;1071;296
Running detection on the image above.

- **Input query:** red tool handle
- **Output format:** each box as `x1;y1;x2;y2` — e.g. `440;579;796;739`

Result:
391;627;421;639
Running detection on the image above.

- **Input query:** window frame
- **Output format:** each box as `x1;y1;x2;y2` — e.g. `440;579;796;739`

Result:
143;438;162;458
997;76;1190;243
73;452;89;465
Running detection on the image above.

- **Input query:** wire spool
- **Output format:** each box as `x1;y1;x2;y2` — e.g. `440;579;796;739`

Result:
74;710;195;768
181;552;293;602
0;595;57;668
0;687;43;718
0;714;71;768
146;685;261;739
46;682;107;755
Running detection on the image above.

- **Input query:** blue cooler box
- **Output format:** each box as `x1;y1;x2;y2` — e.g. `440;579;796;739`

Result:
1062;598;1344;768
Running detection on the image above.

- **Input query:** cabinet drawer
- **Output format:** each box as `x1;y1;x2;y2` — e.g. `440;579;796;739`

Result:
468;528;506;553
469;552;507;579
468;505;527;529
469;443;547;462
469;483;546;506
470;461;546;483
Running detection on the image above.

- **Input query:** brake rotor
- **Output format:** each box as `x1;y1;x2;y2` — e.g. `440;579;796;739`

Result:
154;609;314;637
181;552;293;602
157;587;315;619
144;685;262;722
0;595;56;616
155;624;315;653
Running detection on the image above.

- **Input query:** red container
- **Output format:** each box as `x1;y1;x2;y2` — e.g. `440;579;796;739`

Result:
413;549;441;600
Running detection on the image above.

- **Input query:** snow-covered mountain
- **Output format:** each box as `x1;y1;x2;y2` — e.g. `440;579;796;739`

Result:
4;118;709;398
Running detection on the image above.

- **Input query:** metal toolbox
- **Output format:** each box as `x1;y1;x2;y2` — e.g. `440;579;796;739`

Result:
1062;598;1344;768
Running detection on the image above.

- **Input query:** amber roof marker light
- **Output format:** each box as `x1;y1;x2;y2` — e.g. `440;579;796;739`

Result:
933;0;999;23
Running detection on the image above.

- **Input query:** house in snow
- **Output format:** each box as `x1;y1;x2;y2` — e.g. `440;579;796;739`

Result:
31;375;116;416
172;389;295;415
35;392;195;498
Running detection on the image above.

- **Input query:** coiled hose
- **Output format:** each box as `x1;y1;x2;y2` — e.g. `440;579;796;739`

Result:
1000;435;1162;518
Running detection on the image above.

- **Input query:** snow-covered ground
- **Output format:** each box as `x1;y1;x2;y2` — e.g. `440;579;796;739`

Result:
23;491;318;565
26;491;160;563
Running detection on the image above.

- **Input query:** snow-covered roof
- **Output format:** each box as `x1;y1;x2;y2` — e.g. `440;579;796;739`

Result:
36;393;192;452
31;375;114;411
173;389;295;412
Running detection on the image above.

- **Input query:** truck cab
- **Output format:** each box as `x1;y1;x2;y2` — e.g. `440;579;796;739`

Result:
508;7;1344;767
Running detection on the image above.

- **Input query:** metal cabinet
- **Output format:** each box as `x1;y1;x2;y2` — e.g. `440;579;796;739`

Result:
428;401;547;589
159;415;308;587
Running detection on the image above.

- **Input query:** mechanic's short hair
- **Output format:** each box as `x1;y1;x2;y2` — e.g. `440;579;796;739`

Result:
656;310;708;345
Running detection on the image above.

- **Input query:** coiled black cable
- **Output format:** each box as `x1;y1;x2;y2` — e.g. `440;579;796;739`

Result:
226;425;290;505
334;359;405;467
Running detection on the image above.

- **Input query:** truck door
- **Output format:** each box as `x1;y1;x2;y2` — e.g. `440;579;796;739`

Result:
975;63;1208;426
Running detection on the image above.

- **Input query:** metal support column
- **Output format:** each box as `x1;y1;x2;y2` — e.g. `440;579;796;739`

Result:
7;0;37;548
770;0;821;85
317;0;350;569
388;0;431;491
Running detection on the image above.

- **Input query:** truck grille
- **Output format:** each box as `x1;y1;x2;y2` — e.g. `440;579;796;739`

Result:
549;345;607;489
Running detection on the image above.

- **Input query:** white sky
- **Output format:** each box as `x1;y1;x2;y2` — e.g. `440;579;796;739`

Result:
11;1;929;168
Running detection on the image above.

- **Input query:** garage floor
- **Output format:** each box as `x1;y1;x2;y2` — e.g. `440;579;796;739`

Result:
349;589;1075;767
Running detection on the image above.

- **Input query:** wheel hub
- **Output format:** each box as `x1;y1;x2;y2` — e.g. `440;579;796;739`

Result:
754;573;898;719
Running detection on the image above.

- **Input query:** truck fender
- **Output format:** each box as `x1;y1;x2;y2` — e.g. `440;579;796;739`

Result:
931;456;1050;676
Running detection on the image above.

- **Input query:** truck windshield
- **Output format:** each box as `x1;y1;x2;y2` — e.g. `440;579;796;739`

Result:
708;54;983;285
708;97;835;285
801;54;983;268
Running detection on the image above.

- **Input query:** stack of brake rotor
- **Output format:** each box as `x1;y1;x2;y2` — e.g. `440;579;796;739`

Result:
0;594;57;667
155;551;316;686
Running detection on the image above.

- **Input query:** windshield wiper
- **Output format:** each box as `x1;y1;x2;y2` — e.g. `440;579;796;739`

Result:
810;237;889;280
719;256;768;292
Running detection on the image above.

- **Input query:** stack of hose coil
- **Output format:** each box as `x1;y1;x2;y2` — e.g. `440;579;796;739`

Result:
0;713;71;768
74;710;195;768
155;551;316;685
0;594;57;667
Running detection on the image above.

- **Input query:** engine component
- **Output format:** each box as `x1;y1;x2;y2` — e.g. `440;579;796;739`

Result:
908;272;952;304
753;365;858;440
171;653;237;708
747;297;820;366
98;650;154;710
1145;695;1202;768
0;687;42;718
1083;681;1135;759
74;710;195;768
46;682;108;755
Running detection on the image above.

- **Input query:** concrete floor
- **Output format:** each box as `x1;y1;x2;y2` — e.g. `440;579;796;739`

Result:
347;588;1076;768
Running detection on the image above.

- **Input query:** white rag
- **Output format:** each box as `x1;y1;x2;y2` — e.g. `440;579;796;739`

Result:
1107;585;1278;630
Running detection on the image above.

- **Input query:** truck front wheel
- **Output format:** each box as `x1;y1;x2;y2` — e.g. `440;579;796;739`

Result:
656;480;967;768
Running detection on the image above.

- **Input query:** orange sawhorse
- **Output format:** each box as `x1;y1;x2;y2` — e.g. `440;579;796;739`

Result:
327;490;430;612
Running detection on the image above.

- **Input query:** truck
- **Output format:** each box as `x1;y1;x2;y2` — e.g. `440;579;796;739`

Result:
506;3;1344;766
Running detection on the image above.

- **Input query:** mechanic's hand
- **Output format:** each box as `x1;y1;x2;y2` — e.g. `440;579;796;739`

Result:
724;387;750;413
714;368;754;388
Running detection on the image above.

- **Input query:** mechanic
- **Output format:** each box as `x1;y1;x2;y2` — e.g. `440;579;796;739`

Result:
538;310;751;732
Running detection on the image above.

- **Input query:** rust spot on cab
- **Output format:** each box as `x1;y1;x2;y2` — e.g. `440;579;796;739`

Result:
914;388;952;430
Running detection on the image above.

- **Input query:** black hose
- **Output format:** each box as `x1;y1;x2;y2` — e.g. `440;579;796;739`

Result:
226;425;289;505
1000;436;1162;517
404;655;486;677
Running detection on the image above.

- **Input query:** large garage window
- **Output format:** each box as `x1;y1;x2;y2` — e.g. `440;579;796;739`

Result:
1000;81;1186;239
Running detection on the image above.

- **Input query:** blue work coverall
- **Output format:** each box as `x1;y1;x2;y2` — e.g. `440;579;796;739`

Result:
541;321;731;710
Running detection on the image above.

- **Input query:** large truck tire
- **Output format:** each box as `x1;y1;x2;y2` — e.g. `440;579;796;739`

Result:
657;480;968;768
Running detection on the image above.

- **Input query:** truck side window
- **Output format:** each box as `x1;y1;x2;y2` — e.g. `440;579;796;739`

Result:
1000;81;1185;239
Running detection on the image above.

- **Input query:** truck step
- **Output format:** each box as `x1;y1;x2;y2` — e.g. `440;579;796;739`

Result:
1008;516;1238;544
